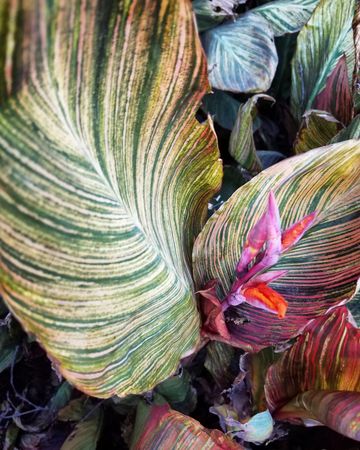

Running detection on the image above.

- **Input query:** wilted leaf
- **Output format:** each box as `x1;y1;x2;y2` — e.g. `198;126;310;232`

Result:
265;307;360;441
131;401;243;450
293;110;343;154
202;13;278;93
229;95;275;174
252;0;319;37
291;0;355;121
0;1;222;397
193;141;360;352
61;408;103;450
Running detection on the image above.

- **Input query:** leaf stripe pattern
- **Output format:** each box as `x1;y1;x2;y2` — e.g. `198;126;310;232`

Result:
265;307;360;440
193;141;360;352
0;0;222;397
291;0;355;121
252;0;319;37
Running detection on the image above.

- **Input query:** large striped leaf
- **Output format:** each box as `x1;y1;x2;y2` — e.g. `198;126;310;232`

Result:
0;0;222;397
193;141;360;352
131;402;243;450
202;13;278;93
291;0;356;122
252;0;319;37
265;307;360;441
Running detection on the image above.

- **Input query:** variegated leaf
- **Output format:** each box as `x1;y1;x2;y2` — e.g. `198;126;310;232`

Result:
202;13;278;93
252;0;319;37
193;141;360;352
293;110;343;154
229;95;274;174
265;307;360;441
131;402;243;450
0;0;222;397
291;0;356;121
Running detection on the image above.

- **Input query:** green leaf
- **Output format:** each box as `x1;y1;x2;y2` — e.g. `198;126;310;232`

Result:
229;95;274;174
265;307;360;441
192;0;234;32
155;369;197;415
202;90;241;130
193;141;360;352
293;110;343;154
331;114;360;143
252;0;319;36
0;1;222;397
291;0;356;121
61;408;103;450
202;13;278;93
130;402;243;450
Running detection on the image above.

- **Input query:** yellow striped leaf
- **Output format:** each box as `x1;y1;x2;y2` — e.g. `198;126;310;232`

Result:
0;0;222;397
293;110;343;154
193;141;360;352
291;0;356;121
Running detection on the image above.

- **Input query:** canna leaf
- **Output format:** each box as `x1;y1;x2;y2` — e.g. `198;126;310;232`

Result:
293;110;343;154
252;0;319;37
313;56;353;125
131;402;243;450
202;13;278;93
0;0;222;397
61;408;103;450
202;90;241;130
229;95;274;174
265;307;360;441
193;141;360;352
192;0;242;32
291;0;356;122
331;114;360;143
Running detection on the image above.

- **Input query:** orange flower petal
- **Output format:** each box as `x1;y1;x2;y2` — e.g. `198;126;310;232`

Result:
242;283;288;319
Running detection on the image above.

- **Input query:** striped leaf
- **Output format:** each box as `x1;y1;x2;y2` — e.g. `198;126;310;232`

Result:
229;95;274;174
265;307;360;441
0;0;222;397
291;0;356;122
193;141;360;352
202;13;278;93
293;110;343;154
313;55;353;125
193;0;243;32
252;0;319;37
331;115;360;143
131;402;243;450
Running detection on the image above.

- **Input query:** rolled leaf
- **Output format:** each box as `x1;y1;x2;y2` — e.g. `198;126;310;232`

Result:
252;0;319;37
131;402;243;450
291;0;356;121
293;110;343;154
202;13;278;93
265;307;360;441
193;141;360;352
229;95;274;174
0;0;222;397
